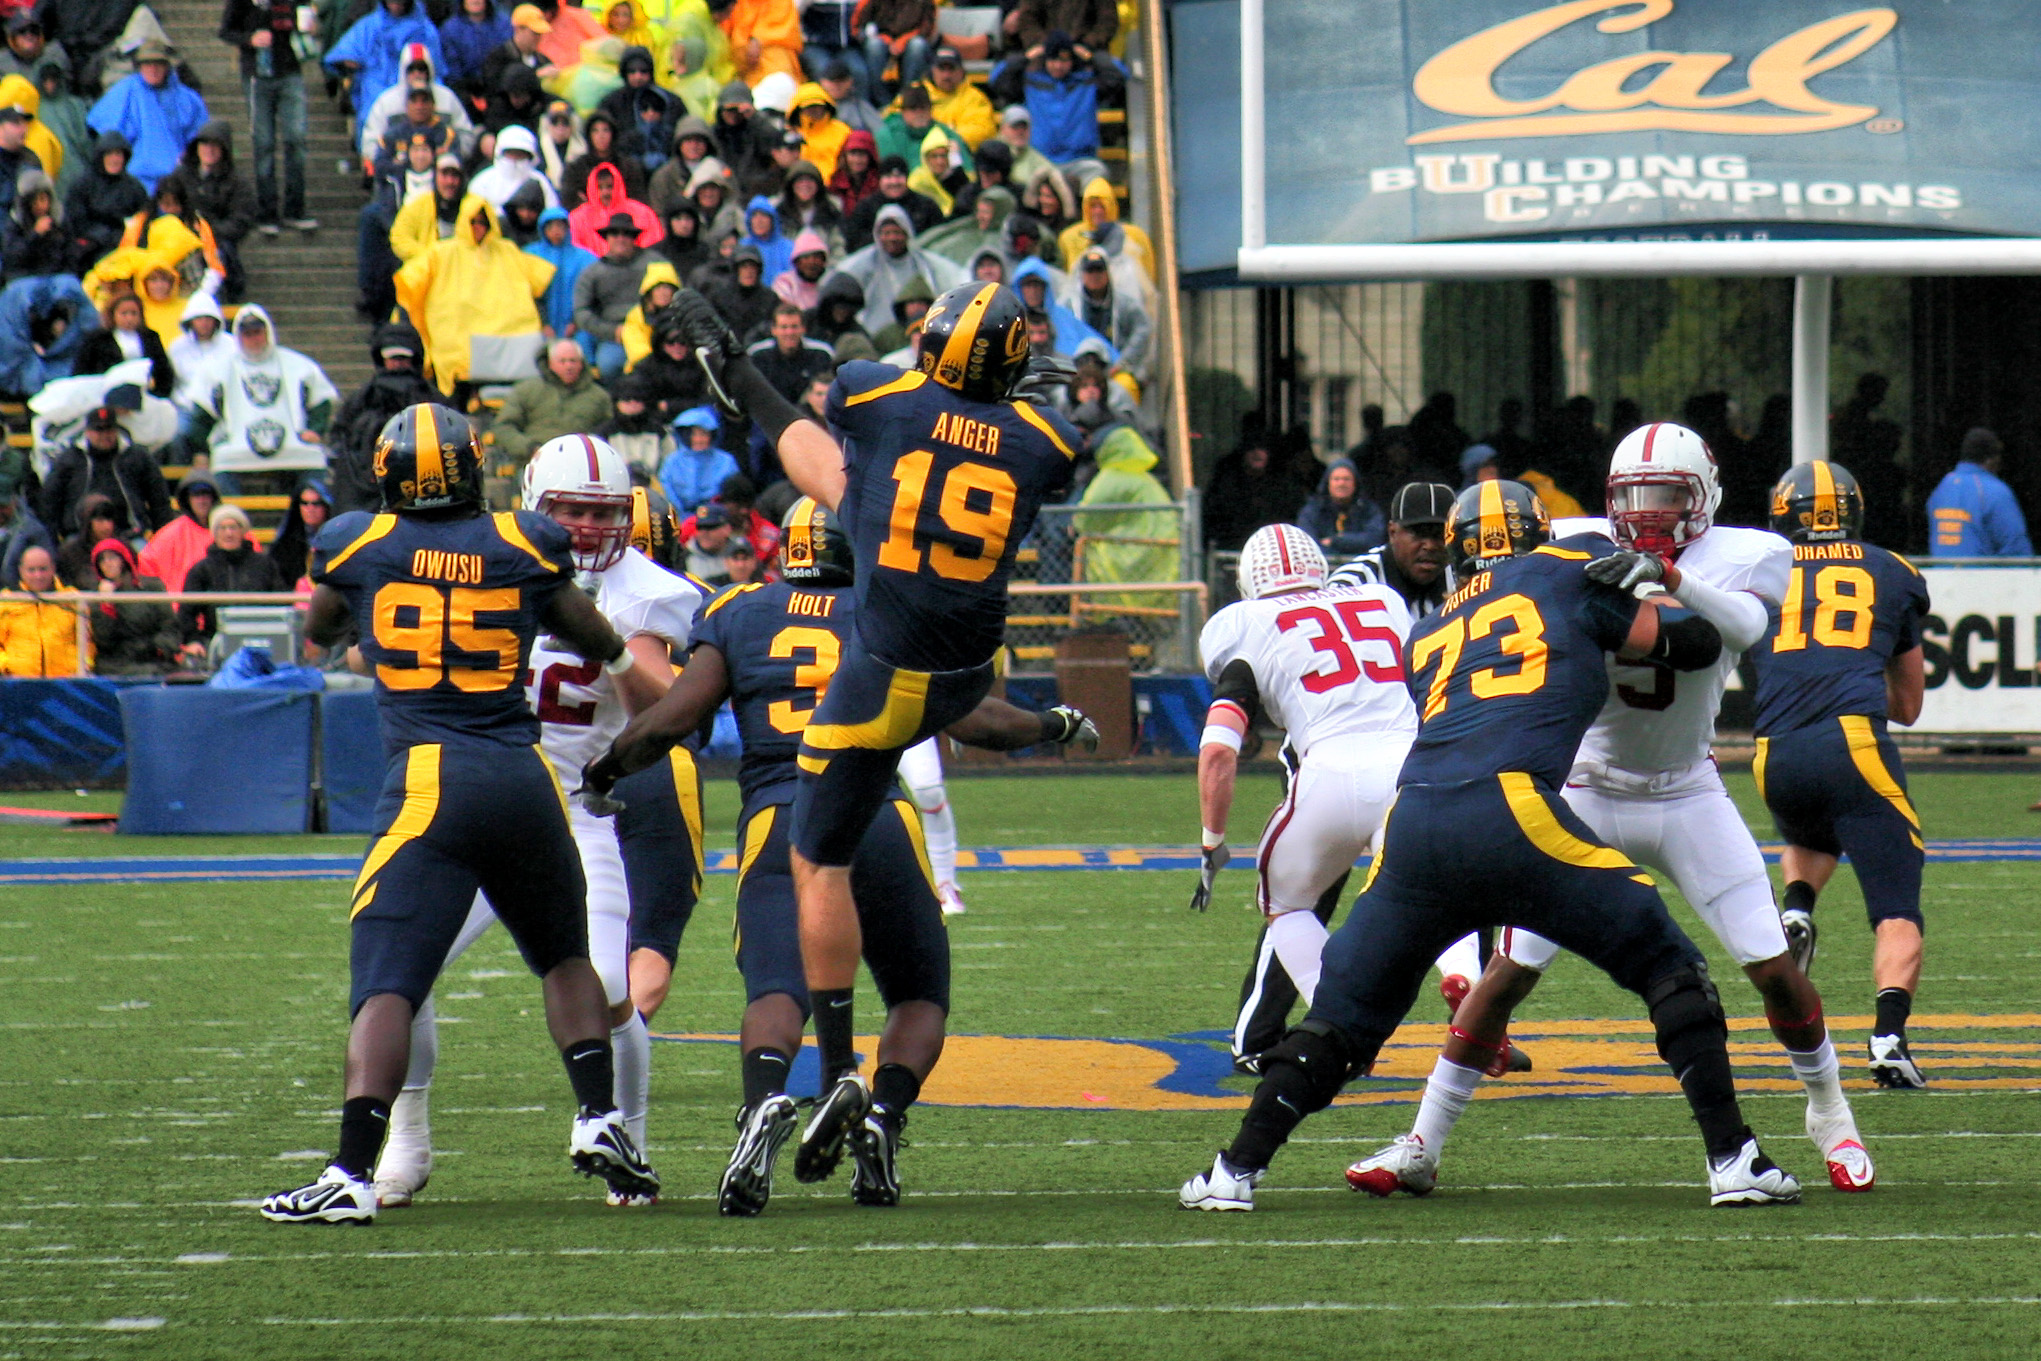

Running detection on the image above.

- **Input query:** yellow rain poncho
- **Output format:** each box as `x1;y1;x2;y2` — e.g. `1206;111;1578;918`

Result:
618;260;680;371
0;77;63;183
80;247;191;351
393;196;556;395
118;209;223;295
1058;177;1155;284
789;82;848;182
907;125;956;217
1072;426;1177;613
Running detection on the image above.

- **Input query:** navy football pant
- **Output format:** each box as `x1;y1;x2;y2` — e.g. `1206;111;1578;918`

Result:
1756;714;1925;929
618;747;707;963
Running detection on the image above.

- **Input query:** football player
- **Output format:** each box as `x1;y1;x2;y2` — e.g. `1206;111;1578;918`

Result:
1181;481;1801;1212
369;434;704;1209
669;281;1082;1166
263;406;656;1224
582;497;1098;1214
1349;424;1873;1201
899;737;969;915
1194;524;1418;1072
1747;461;1930;1087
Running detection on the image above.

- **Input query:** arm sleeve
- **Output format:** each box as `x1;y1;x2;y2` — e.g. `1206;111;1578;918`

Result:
1667;567;1771;652
1646;606;1723;672
1209;657;1263;729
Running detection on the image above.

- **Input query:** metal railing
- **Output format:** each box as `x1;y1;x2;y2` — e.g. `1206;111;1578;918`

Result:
0;591;305;678
1019;497;1207;669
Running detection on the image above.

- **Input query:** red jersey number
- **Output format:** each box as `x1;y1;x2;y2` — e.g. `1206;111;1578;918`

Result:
534;659;602;725
1275;598;1405;694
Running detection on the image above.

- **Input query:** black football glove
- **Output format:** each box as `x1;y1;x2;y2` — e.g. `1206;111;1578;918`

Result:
576;751;627;818
671;288;743;411
1584;549;1670;593
1188;840;1230;913
1041;704;1100;752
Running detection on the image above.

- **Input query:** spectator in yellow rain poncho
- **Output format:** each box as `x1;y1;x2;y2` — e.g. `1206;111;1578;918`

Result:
81;245;201;353
393;195;555;395
0;75;66;183
1058;176;1153;283
1073;426;1177;613
617;259;680;371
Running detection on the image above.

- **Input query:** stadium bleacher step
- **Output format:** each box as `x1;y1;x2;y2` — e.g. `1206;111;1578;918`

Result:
151;0;374;394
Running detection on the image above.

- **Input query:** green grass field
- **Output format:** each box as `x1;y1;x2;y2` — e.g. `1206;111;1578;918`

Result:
3;770;2040;1360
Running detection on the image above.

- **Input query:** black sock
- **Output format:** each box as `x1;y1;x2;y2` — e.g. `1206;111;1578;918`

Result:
741;1047;792;1106
1783;880;1818;914
1224;1070;1313;1172
1676;1052;1751;1161
335;1096;390;1179
563;1037;617;1114
1875;987;1913;1037
812;988;856;1083
871;1062;921;1113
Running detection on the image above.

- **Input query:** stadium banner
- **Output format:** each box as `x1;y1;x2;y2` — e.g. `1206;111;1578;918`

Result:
1916;563;2041;734
1173;0;2041;279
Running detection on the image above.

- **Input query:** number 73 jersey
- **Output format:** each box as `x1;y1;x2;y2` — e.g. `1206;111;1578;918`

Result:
1198;583;1418;757
828;361;1079;673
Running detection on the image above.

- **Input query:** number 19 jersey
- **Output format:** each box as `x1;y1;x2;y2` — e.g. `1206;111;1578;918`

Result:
827;361;1079;673
1198;584;1417;759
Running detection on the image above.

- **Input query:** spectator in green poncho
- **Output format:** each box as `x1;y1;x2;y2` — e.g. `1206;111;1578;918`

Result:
1073;425;1176;612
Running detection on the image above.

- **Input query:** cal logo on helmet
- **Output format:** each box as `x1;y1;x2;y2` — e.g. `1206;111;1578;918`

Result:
779;495;854;585
1768;460;1864;544
376;403;484;514
918;282;1031;403
1446;479;1549;574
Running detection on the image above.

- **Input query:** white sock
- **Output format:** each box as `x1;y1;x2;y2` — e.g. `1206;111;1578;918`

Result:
1266;911;1329;1005
386;1085;430;1144
612;1012;651;1148
918;794;958;885
1788;1037;1848;1116
403;995;439;1091
1411;1057;1484;1157
1434;933;1482;986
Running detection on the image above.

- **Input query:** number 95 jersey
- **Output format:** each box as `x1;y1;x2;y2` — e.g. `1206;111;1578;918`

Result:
1198;583;1417;758
525;550;706;774
827;361;1078;673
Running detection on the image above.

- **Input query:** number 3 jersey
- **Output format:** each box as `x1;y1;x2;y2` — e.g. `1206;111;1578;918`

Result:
1559;519;1794;779
1747;539;1929;737
1198;583;1418;759
311;509;574;753
525;549;706;775
827;361;1079;673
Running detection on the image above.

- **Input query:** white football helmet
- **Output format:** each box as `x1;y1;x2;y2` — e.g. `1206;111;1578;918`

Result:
523;433;635;571
1237;523;1327;600
1606;421;1721;555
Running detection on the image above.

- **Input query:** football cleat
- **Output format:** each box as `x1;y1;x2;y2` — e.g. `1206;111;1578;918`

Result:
1868;1033;1928;1088
849;1104;905;1207
1781;908;1817;976
795;1072;871;1184
1345;1133;1438;1197
261;1164;376;1225
938;881;967;916
1231;1053;1263;1077
1440;973;1471;1016
569;1108;660;1204
1707;1136;1802;1207
1179;1153;1262;1211
1806;1104;1875;1192
718;1093;799;1217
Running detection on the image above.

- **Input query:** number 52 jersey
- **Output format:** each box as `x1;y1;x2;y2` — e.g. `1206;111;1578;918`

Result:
827;361;1079;673
1198;583;1418;758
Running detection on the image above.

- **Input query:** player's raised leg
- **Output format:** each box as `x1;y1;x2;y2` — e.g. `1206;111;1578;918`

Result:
899;737;966;914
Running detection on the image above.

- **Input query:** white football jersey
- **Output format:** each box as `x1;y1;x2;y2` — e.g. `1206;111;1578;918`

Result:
527;549;705;774
1199;583;1418;759
1559;518;1793;777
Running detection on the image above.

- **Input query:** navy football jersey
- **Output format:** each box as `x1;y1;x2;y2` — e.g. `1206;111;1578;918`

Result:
1399;536;1640;788
690;579;859;808
826;361;1078;672
1748;541;1930;737
311;509;574;753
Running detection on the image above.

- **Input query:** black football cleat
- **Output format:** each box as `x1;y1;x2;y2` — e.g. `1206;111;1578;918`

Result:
795;1072;871;1184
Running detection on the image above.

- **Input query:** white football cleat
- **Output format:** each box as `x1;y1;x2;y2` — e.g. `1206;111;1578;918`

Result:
1779;908;1816;975
261;1164;376;1225
1806;1104;1875;1192
938;881;967;916
1345;1133;1439;1197
1707;1136;1802;1207
569;1108;660;1204
1868;1033;1928;1088
1179;1153;1262;1211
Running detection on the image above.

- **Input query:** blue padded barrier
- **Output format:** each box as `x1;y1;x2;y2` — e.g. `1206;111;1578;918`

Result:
0;678;135;788
320;690;386;834
118;688;318;834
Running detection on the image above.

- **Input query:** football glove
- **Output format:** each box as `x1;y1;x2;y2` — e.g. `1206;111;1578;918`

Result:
1584;549;1670;593
1041;704;1100;752
670;288;743;411
576;752;627;818
1189;840;1230;913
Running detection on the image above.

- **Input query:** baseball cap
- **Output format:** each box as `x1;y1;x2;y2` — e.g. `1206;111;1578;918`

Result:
86;405;123;430
931;46;962;66
725;539;756;559
436;152;464;172
511;3;550;30
693;502;730;528
1079;248;1109;271
0;105;24;124
6;15;41;35
1001;104;1030;126
1388;481;1456;528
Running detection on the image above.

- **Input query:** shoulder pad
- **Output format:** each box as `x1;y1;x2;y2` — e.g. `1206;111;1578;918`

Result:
1550;516;1612;540
1197;602;1252;679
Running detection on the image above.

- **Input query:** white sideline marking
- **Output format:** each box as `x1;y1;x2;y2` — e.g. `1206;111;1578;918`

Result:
257;1297;2041;1327
0;1317;165;1332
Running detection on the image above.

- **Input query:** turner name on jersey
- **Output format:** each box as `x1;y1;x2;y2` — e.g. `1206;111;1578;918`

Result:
527;551;705;772
1557;518;1793;779
1199;583;1417;756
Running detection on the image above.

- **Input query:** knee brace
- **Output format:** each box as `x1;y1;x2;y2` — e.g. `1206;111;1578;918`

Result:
1644;964;1728;1074
1250;1019;1360;1116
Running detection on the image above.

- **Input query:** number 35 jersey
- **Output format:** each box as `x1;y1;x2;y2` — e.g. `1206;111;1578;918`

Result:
1561;520;1793;779
1198;584;1417;759
827;361;1078;673
1747;539;1929;737
312;509;574;753
525;550;706;776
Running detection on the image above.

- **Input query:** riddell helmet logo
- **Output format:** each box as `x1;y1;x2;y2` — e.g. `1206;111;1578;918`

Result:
1409;0;1897;145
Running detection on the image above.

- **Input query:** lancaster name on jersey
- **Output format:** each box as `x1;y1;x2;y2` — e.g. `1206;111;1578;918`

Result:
1198;582;1417;758
525;550;705;774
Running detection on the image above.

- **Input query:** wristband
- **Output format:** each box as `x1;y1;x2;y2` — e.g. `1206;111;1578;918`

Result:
603;648;635;676
1200;723;1244;752
1201;827;1227;850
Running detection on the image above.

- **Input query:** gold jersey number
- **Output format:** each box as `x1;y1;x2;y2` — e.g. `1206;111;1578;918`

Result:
1772;565;1876;652
876;450;1018;584
1408;593;1551;720
371;582;521;692
766;625;842;733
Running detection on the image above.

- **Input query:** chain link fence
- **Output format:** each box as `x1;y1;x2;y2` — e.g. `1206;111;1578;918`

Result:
1009;497;1206;671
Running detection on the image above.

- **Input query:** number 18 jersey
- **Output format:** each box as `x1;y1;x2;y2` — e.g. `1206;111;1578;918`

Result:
1198;584;1417;759
827;361;1079;673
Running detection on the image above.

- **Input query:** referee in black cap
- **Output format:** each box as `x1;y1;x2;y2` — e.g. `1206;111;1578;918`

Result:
1324;482;1455;617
